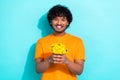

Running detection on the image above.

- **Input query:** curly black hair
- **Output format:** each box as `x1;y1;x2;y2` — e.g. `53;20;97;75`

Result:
47;4;73;27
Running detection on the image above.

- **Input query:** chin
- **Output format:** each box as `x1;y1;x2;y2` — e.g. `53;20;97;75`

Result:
55;31;63;33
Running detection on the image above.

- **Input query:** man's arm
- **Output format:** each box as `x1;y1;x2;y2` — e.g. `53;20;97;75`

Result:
52;54;84;75
65;59;84;75
35;58;50;73
35;54;84;75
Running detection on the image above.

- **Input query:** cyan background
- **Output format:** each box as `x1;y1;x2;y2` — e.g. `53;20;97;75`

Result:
0;0;120;80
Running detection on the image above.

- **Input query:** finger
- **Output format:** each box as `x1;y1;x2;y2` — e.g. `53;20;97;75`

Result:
53;57;62;61
53;54;62;58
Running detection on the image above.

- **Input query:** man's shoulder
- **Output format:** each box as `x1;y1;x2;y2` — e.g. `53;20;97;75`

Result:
37;34;52;42
67;33;82;41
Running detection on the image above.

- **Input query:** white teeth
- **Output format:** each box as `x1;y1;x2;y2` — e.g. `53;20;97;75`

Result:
56;26;62;29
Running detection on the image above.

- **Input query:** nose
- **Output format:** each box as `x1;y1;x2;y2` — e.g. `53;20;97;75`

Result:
57;20;61;25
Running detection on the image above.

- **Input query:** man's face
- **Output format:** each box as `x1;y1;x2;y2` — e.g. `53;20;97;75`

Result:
50;16;69;33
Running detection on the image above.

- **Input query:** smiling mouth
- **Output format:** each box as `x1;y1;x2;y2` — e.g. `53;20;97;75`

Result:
56;26;62;29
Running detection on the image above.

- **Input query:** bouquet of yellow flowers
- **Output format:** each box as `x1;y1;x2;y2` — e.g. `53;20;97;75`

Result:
50;43;67;54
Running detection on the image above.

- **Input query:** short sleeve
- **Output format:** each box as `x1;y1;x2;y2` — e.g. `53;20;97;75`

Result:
74;39;85;60
34;40;43;60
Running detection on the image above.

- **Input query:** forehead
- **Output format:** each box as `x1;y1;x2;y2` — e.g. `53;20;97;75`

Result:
54;16;67;19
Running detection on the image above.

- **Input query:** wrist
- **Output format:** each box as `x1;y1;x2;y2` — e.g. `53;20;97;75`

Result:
64;58;70;65
47;56;52;63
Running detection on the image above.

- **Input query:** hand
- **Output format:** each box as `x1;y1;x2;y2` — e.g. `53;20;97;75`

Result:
49;54;69;64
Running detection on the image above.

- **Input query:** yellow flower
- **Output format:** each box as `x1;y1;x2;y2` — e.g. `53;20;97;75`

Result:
51;43;67;54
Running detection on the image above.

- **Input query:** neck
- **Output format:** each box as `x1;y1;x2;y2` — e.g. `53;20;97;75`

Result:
53;32;66;36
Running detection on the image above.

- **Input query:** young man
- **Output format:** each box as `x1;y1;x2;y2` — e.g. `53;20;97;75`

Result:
35;4;85;80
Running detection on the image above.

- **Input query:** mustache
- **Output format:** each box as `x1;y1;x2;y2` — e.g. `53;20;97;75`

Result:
55;25;63;26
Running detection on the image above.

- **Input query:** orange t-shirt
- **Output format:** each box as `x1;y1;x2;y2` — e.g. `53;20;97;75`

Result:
35;33;85;80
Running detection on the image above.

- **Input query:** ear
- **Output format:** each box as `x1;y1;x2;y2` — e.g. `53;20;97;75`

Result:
67;22;69;25
50;22;52;25
49;20;52;24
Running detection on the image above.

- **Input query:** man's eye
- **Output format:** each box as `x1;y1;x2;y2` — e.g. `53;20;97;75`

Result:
62;19;66;21
54;19;57;21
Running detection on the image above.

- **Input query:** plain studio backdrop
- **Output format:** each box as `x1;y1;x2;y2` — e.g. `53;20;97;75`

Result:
0;0;120;80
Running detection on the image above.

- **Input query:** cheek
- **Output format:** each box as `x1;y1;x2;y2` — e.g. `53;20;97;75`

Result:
64;22;68;26
51;21;57;25
64;21;68;25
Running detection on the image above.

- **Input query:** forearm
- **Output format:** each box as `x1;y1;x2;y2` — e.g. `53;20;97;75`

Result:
36;58;50;73
51;54;84;75
65;60;84;75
